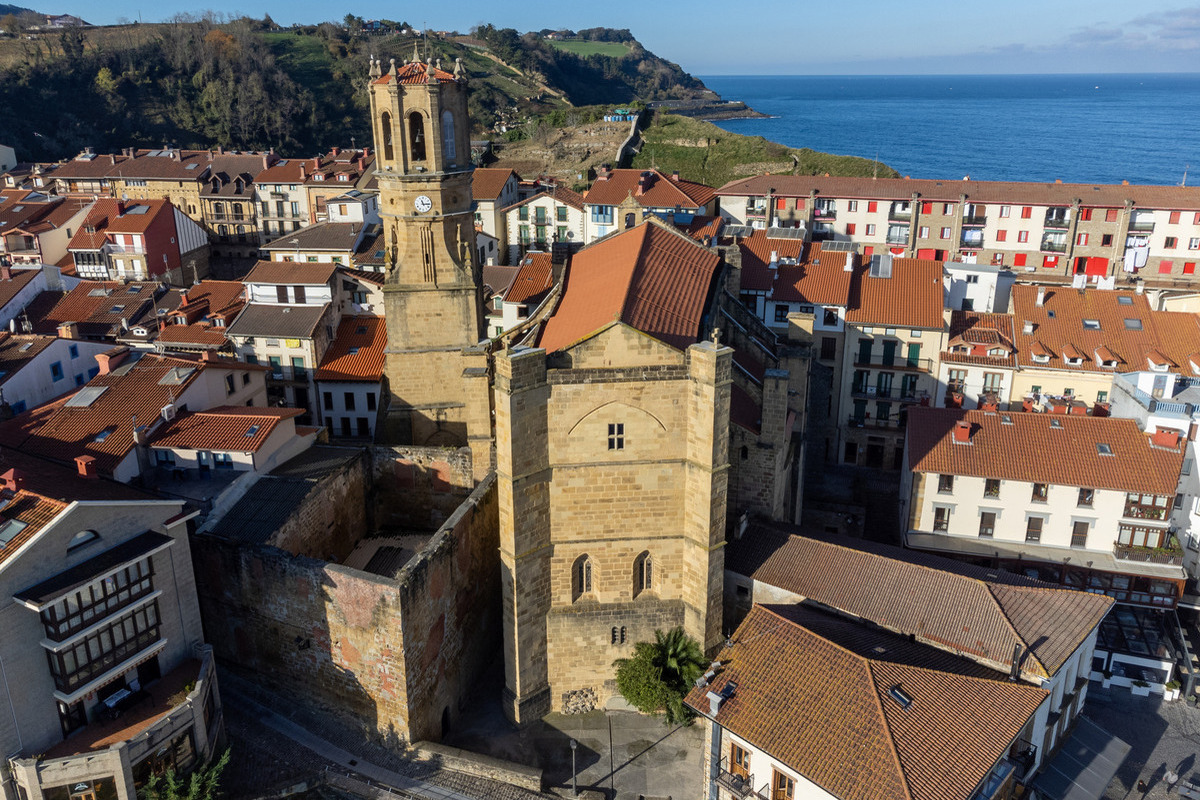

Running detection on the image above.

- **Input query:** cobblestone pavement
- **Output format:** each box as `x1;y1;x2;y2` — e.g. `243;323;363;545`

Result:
1084;682;1200;799
219;667;552;800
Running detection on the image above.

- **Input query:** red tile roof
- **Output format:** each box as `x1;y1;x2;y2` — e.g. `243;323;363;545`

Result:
51;153;129;181
502;186;585;213
255;158;310;183
116;149;212;181
0;190;60;235
0;491;69;566
1011;286;1200;374
373;60;457;85
740;233;856;305
729;525;1113;679
472;169;519;201
846;258;945;329
684;604;1048;800
584;168;716;210
314;316;386;382
0;353;210;476
29;281;165;338
538;220;720;353
505;253;554;306
103;199;172;234
0;269;41;312
943;311;1016;367
907;407;1185;495
148;406;302;452
718;173;1200;211
244;260;339;285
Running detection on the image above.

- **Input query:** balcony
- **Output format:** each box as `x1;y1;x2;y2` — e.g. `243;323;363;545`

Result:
1123;501;1168;520
961;214;987;226
1114;541;1184;566
847;414;905;430
1128;218;1156;233
852;354;933;371
260;210;306;221
746;205;767;218
715;767;763;800
207;213;249;224
813;207;837;221
1040;236;1068;253
1044;210;1070;229
885;232;909;245
960;230;985;248
103;242;146;255
888;206;912;222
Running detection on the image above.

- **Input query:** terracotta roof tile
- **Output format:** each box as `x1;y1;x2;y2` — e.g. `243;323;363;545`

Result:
505;252;554;306
1011;286;1200;373
718;173;1200;211
907;407;1184;495
0;334;55;385
0;353;209;475
116;149;212;181
585;169;716;210
256;158;310;183
727;524;1114;679
30;280;165;338
0;491;69;566
314;316;386;382
680;214;723;242
538;220;720;353
846;258;945;329
244;260;339;285
148;406;301;452
51;153;129;180
472;169;519;201
502;186;585;213
684;604;1047;800
944;311;1016;367
482;265;520;296
373;60;457;86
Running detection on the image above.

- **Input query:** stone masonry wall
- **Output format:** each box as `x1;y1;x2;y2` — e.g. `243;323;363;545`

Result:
373;445;475;530
268;449;370;562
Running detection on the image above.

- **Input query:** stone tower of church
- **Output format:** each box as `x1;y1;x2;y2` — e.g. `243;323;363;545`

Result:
368;54;489;454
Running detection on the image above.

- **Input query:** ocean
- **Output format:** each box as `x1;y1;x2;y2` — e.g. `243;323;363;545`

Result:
699;74;1200;187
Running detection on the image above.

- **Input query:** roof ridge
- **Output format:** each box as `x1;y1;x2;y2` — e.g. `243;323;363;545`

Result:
616;224;654;324
982;583;1048;677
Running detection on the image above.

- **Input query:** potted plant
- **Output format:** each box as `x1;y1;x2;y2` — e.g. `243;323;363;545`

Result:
1132;679;1151;697
1165;680;1181;701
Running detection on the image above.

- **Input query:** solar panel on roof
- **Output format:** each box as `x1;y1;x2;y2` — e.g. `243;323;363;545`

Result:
0;519;28;548
723;224;755;238
65;386;109;407
821;240;853;253
88;288;111;297
766;227;806;240
125;205;149;215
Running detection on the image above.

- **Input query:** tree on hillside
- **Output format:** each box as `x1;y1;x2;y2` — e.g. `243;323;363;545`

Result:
139;749;230;800
614;627;708;725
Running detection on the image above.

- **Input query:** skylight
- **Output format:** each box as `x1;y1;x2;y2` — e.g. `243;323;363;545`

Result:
1118;295;1133;305
0;518;28;547
18;343;32;352
245;424;260;437
355;326;367;335
93;425;117;442
349;347;360;354
888;685;912;710
1082;319;1100;330
127;286;142;293
110;305;125;314
1097;443;1114;456
1124;318;1143;330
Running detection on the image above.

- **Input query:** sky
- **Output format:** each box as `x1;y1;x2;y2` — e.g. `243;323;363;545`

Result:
49;0;1200;75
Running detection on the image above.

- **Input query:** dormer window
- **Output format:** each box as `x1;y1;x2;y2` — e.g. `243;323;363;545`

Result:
1082;319;1101;330
1151;361;1170;373
1032;353;1050;364
987;348;1007;357
337;173;349;181
1065;356;1083;366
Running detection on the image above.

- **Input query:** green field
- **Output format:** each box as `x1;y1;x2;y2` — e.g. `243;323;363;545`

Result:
546;39;631;58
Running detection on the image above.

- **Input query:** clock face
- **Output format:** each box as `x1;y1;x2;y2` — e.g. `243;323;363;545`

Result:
414;195;433;213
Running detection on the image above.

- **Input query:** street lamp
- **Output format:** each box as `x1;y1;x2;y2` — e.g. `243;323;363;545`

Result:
569;738;578;797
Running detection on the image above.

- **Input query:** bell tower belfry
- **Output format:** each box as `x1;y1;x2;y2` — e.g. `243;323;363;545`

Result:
368;54;488;450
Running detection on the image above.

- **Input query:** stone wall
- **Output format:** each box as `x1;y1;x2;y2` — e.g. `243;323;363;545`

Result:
269;449;370;562
191;474;501;745
372;445;475;530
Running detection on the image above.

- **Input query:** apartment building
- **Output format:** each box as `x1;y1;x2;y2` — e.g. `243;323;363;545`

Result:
903;408;1186;609
0;190;69;264
302;149;374;225
107;148;214;221
686;603;1052;800
717;174;1200;287
472;168;520;257
0;333;110;413
485;251;555;338
261;221;370;267
314;315;386;440
0;348;267;481
49;149;127;197
255;158;311;245
840;255;947;469
199;153;273;262
581;167;716;245
147;406;317;474
152;281;247;354
1;197;93;267
0;455;223;800
503;186;585;264
938;311;1018;410
66;199;210;285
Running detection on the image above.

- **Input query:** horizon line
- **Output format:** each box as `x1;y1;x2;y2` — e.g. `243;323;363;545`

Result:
698;71;1200;78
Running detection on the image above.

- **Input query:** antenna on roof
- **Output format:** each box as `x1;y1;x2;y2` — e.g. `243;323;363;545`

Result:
1183;164;1190;188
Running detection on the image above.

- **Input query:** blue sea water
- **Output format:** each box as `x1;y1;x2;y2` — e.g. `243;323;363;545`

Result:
699;74;1200;186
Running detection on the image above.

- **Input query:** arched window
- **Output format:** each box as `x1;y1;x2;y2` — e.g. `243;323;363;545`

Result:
441;110;456;163
409;112;426;161
624;212;636;229
572;554;592;601
381;112;394;161
634;551;652;596
213;201;224;218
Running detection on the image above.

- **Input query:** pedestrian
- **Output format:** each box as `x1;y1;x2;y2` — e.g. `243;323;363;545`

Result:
1140;779;1148;793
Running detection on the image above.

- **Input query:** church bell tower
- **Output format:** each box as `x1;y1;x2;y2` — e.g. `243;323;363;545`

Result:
368;53;486;447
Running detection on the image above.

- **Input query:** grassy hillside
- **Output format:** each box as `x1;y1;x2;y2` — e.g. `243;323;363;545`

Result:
631;113;898;188
546;39;631;58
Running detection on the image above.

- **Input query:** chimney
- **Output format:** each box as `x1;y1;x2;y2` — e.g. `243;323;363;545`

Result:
217;145;224;155
768;250;779;270
312;157;320;170
1022;320;1034;335
75;455;98;479
207;150;214;161
57;321;79;340
95;345;130;376
952;419;972;444
671;170;680;182
179;288;189;307
0;264;11;281
300;164;307;179
844;251;854;272
332;146;340;157
363;146;371;158
1;468;24;491
705;690;724;716
1152;429;1181;449
115;200;125;216
1036;286;1046;306
201;349;217;362
262;155;270;170
1136;282;1145;295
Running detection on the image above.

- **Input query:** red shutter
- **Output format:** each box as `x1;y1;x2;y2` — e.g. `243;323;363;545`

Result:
1185;262;1196;275
1021;206;1032;219
867;201;878;213
1079;208;1093;221
1043;255;1058;268
1170;211;1181;224
917;248;936;259
862;246;874;260
1106;208;1119;222
921;201;933;214
1160;260;1174;274
1014;254;1027;267
996;230;1007;242
846;223;856;235
776;197;787;210
1085;257;1108;277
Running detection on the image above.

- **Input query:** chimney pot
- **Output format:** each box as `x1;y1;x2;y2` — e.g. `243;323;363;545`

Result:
0;264;11;281
952;419;972;444
95;345;130;376
75;455;98;479
1036;286;1046;306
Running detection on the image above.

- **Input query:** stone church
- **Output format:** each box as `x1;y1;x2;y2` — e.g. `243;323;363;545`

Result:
367;55;807;723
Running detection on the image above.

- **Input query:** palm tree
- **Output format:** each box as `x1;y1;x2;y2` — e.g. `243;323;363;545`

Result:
653;627;707;688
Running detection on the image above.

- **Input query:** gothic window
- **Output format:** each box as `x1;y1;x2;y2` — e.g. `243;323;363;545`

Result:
409;112;426;161
441;110;456;163
572;554;593;601
381;112;394;161
634;551;652;596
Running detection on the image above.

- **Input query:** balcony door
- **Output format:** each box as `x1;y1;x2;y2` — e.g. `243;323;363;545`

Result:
881;339;897;366
772;770;795;800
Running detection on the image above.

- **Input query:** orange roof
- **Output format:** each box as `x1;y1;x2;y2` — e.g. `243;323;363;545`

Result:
846;258;945;329
0;353;209;476
740;233;855;305
30;280;165;338
0;491;69;566
684;604;1048;800
1010;286;1200;373
585;168;716;210
538;220;720;353
255;158;309;183
505;252;554;306
907;407;1184;494
472;168;519;201
502;186;585;213
244;260;339;285
680;214;723;242
103;199;171;234
719;173;1200;211
314;316;386;382
943;311;1015;367
373;60;457;85
148;406;302;452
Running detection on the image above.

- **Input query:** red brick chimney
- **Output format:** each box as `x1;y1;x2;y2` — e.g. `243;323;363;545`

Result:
0;468;24;491
1152;429;1181;449
56;322;79;340
0;264;11;281
179;289;189;307
362;146;370;158
95;345;130;376
75;455;98;479
952;420;972;444
332;146;340;157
